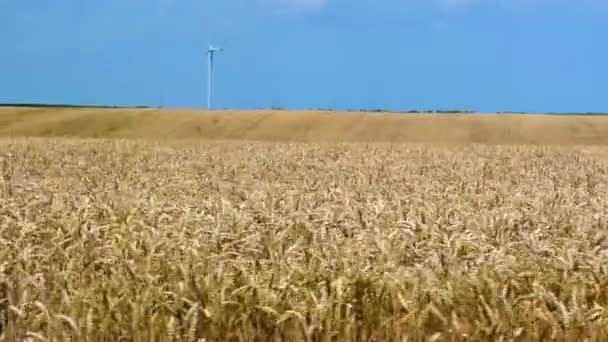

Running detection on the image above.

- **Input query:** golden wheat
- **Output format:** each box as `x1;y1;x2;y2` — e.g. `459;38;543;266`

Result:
3;107;608;146
0;138;608;341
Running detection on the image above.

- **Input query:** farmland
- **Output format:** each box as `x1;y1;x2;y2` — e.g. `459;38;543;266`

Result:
2;106;608;145
1;108;608;341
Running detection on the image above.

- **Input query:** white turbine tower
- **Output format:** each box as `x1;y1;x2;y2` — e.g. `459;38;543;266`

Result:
207;45;223;110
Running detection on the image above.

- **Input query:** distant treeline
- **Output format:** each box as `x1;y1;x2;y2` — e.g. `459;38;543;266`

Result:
312;108;608;116
1;103;607;115
278;107;476;114
368;109;475;114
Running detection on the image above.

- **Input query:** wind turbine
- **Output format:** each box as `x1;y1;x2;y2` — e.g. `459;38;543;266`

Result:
207;45;223;110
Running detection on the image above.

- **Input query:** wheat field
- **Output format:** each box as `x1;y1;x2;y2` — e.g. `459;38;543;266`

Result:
2;107;608;145
1;136;608;341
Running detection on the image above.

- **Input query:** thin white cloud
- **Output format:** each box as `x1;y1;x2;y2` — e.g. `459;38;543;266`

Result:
436;0;608;11
257;0;330;13
285;0;329;9
153;0;608;18
256;0;608;16
438;0;478;9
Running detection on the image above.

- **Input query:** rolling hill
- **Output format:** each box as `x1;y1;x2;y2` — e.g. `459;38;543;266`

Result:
1;106;607;145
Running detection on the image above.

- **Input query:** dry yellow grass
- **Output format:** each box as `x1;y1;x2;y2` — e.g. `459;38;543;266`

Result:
1;137;608;341
2;106;608;145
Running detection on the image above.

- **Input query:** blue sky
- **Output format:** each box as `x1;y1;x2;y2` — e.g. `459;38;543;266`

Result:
1;0;607;112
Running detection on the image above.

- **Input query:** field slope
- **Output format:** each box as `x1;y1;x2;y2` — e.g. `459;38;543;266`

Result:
1;106;608;144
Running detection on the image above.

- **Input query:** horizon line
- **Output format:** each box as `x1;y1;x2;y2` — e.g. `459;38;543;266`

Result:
0;102;607;116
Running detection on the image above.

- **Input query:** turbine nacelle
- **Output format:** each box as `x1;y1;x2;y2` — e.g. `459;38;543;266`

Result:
208;46;223;54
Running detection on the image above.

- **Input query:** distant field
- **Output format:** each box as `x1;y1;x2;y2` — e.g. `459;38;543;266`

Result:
2;106;608;145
